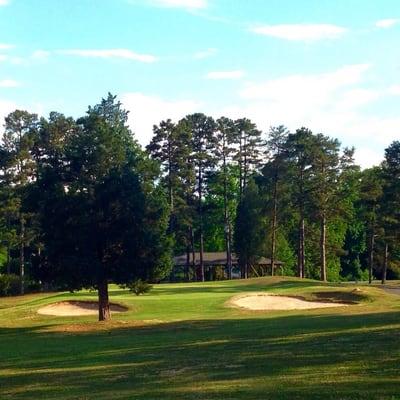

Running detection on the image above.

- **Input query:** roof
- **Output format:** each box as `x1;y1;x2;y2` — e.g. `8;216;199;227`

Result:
173;252;283;267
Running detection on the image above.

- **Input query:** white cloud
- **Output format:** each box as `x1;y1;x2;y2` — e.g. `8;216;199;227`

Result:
0;79;20;87
388;85;400;95
206;70;245;80
240;64;370;100
0;0;9;5
145;0;207;10
193;48;218;59
0;43;13;50
58;49;158;63
354;147;384;169
211;63;400;169
251;23;347;41
0;99;16;127
32;50;50;60
375;18;399;28
120;92;200;144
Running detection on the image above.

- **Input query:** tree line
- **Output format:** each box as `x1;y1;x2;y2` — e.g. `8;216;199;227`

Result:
0;93;399;319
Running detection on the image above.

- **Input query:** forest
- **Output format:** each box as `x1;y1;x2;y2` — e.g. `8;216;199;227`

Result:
0;94;399;302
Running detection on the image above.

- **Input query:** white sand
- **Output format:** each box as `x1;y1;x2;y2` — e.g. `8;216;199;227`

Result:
37;301;127;316
230;293;348;311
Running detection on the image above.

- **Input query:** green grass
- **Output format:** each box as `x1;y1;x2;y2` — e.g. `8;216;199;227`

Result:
1;277;400;399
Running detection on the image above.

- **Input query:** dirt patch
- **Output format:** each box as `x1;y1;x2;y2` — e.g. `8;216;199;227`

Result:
37;301;128;316
229;292;349;311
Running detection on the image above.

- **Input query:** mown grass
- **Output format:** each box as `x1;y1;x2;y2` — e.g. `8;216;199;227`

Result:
1;277;400;399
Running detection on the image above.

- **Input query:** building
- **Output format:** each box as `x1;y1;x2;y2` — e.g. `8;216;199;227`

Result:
171;252;284;281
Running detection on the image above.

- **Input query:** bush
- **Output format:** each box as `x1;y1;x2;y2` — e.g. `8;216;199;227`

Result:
123;279;153;296
0;274;21;296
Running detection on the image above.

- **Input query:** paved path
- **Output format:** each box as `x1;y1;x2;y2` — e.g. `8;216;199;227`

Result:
381;286;400;296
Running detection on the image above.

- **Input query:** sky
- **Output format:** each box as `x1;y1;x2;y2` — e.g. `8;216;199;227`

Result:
0;0;399;167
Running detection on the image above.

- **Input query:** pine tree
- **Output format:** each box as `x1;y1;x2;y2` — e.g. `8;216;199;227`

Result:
234;179;265;278
181;113;217;281
359;167;383;284
215;117;236;278
35;95;172;320
233;118;263;201
284;128;314;278
308;134;341;281
264;125;289;276
1;110;38;293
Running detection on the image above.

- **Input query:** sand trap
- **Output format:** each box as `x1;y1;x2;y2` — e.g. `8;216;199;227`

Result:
230;293;348;311
37;301;128;316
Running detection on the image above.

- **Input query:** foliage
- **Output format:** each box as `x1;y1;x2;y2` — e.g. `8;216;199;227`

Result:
122;279;153;296
0;274;21;296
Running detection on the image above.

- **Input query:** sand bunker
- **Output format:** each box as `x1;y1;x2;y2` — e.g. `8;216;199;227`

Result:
230;293;348;311
37;301;128;316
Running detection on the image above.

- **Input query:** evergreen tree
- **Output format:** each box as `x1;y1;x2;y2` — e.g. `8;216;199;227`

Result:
308;134;341;281
215;117;237;278
380;141;400;283
1;110;38;293
284;128;315;278
234;179;266;278
181;113;217;281
34;95;172;320
233;118;263;200
359;167;383;283
263;125;289;276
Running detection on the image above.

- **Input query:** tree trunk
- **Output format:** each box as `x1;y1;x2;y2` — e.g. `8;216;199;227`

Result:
190;227;196;279
168;140;174;211
6;215;11;274
6;243;10;275
382;243;389;285
320;214;327;281
223;152;232;280
98;278;110;321
185;245;190;282
199;233;204;281
198;167;205;282
368;229;375;284
20;217;25;295
243;134;248;192
298;216;305;279
270;175;278;277
297;168;305;279
239;132;243;202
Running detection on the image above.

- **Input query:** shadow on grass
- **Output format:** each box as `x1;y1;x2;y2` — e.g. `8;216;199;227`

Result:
1;310;400;400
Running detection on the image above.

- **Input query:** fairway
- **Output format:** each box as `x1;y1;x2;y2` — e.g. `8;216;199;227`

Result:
1;277;400;399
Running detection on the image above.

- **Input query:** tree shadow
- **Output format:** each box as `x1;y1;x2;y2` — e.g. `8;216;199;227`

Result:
1;310;400;399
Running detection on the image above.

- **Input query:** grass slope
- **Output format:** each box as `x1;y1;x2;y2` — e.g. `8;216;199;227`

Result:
0;277;399;399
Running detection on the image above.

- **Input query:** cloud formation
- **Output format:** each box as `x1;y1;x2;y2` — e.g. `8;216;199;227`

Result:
251;23;347;41
145;0;207;10
375;18;399;28
206;70;245;79
0;43;13;50
0;79;20;87
121;92;200;144
193;48;218;59
58;49;157;63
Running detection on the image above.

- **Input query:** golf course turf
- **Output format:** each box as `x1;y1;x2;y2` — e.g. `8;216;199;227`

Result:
1;277;399;399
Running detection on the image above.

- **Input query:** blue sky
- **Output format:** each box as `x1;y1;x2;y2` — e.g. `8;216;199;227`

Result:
1;0;399;167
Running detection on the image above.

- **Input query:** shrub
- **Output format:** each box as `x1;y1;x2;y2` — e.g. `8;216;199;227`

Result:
122;279;153;296
0;274;21;296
